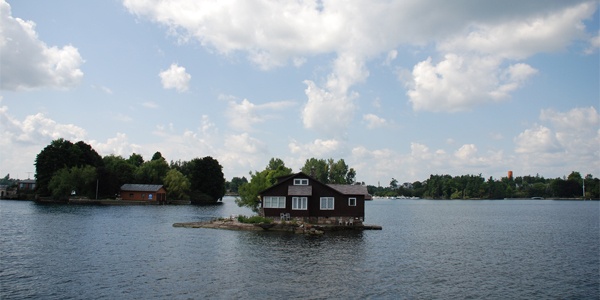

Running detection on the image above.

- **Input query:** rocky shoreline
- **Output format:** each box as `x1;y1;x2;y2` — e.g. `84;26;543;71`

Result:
173;218;382;235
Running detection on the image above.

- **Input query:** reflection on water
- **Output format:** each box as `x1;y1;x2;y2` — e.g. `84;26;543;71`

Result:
1;198;598;299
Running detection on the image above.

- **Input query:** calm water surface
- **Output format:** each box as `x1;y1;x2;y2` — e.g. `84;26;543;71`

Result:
1;198;598;299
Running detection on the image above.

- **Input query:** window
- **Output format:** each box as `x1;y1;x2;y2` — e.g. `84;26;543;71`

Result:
264;196;286;208
348;197;356;206
293;178;309;185
148;194;153;200
320;197;334;210
292;197;307;210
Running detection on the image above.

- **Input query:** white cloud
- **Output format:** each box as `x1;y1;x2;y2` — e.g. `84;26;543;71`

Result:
0;105;88;179
159;63;191;92
226;98;296;132
0;0;84;91
438;2;595;59
289;138;341;158
585;31;600;54
513;107;599;175
407;54;537;112
363;114;387;129
406;2;593;112
301;80;356;137
90;133;141;157
515;125;563;154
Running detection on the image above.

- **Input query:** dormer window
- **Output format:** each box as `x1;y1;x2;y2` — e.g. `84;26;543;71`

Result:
293;178;309;185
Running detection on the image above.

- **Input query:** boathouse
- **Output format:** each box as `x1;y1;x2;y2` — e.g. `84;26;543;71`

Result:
120;184;166;203
258;172;368;224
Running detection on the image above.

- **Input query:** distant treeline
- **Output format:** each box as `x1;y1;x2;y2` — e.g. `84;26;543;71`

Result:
30;139;225;203
368;173;599;199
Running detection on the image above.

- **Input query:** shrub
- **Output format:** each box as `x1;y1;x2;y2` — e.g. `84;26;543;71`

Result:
237;215;272;224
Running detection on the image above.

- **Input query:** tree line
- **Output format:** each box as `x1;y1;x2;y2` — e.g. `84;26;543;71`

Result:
369;172;599;199
34;138;225;203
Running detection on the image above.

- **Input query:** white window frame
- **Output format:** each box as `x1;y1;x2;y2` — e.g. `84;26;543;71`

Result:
348;197;356;206
293;178;309;185
320;197;334;210
292;197;308;210
264;196;286;208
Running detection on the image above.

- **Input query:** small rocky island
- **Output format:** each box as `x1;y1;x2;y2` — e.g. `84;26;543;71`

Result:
173;216;382;235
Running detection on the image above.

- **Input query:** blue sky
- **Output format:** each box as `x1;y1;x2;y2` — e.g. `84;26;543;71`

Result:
1;0;598;185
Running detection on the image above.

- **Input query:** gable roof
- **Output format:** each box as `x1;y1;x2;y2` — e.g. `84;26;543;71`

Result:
327;184;368;196
120;184;164;192
259;172;369;197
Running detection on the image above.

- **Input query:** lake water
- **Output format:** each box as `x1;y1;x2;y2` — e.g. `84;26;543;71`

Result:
1;198;598;299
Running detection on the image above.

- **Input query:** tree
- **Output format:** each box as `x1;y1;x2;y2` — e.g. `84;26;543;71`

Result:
236;158;292;212
128;153;144;168
163;169;191;200
185;156;226;204
48;165;97;200
301;158;329;182
134;157;169;184
228;176;248;193
100;155;136;197
300;158;356;184
389;178;398;190
35;139;103;196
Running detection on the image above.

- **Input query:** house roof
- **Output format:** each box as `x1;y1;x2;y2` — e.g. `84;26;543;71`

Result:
120;184;164;192
327;184;369;196
288;185;312;196
259;172;370;197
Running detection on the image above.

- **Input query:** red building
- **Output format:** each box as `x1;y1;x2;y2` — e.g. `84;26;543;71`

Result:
259;172;368;224
120;184;166;203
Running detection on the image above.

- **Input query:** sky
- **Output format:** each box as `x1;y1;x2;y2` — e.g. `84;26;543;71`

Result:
1;0;599;186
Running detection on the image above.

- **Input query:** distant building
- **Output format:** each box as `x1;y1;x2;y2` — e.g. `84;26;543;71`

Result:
120;184;166;203
259;172;368;224
17;179;36;192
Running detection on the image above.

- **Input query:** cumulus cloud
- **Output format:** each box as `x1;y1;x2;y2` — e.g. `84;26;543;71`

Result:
90;133;141;157
226;98;296;132
0;0;84;91
301;80;356;137
406;2;593;112
513;107;599;174
289;138;341;157
0;105;88;178
363;114;387;129
124;0;597;130
159;63;191;92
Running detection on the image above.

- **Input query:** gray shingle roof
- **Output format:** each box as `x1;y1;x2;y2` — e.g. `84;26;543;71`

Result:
120;184;164;192
288;185;312;196
327;184;368;196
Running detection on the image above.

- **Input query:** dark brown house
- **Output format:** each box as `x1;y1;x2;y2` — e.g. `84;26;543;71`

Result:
258;172;368;224
120;184;166;203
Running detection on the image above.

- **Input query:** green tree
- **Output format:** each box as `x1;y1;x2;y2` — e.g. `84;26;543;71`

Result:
163;169;191;200
185;156;226;204
236;158;292;212
99;155;136;198
301;158;329;182
48;165;97;200
128;153;144;168
228;176;248;193
134;156;169;184
389;178;398;190
35;139;103;196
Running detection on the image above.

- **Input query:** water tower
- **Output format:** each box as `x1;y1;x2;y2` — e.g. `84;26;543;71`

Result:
508;170;513;180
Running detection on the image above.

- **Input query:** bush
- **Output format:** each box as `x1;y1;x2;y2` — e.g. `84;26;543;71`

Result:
237;215;272;224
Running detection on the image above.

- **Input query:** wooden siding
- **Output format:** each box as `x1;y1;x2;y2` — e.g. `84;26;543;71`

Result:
259;173;365;220
120;186;166;202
